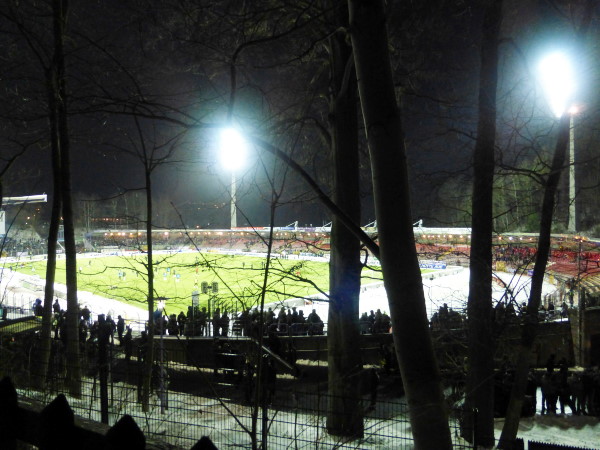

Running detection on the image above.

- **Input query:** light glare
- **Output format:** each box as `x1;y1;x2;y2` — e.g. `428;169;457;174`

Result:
539;52;576;117
220;128;247;171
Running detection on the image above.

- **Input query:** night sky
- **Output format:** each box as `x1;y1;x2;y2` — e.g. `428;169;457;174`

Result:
1;0;598;231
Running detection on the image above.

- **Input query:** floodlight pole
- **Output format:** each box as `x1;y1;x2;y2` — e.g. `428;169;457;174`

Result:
568;114;576;232
539;52;577;233
230;171;237;229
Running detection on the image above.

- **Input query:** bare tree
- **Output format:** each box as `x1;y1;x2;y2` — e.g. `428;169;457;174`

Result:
105;115;184;410
464;0;503;447
48;0;83;396
32;64;63;390
0;0;81;393
347;0;451;447
325;1;364;437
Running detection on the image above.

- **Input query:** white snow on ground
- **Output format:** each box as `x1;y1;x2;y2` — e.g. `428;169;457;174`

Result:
0;267;148;329
495;414;600;449
493;388;600;448
294;266;558;323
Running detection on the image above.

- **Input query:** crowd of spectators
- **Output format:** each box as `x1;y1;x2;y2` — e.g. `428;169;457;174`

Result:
2;237;46;257
85;231;327;257
428;298;572;333
494;355;600;418
30;297;136;362
430;303;464;330
145;305;397;339
359;309;392;334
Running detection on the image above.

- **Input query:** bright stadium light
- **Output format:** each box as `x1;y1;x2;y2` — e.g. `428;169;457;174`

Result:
219;127;247;229
539;51;579;232
539;52;576;118
219;127;247;171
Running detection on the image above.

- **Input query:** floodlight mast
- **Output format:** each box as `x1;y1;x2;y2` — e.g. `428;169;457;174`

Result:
539;52;577;232
568;107;577;233
219;128;246;229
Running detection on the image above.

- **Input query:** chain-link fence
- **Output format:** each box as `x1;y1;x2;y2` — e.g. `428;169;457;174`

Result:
1;318;474;449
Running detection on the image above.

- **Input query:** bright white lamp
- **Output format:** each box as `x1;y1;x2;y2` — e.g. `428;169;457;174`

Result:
219;128;247;170
539;51;577;232
539;52;576;118
219;127;247;228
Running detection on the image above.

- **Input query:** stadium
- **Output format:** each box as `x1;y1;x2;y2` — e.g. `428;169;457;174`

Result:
4;222;600;319
3;221;600;449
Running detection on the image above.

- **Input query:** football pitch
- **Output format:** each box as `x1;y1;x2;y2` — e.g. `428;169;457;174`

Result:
19;252;385;314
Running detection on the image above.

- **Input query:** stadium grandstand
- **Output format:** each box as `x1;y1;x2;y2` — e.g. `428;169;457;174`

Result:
3;218;600;308
83;222;598;260
74;223;600;309
4;214;599;272
84;225;333;258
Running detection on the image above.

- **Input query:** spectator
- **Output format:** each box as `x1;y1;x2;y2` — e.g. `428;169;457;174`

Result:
123;327;133;362
381;311;391;333
277;308;288;333
359;312;371;334
81;305;91;324
117;315;125;343
265;308;275;326
560;302;569;319
167;314;178;335
106;315;116;341
212;308;221;336
33;298;43;316
198;307;208;336
290;306;299;324
177;311;187;336
220;311;230;337
297;310;306;323
368;310;375;327
548;302;555;318
373;309;383;333
307;309;323;335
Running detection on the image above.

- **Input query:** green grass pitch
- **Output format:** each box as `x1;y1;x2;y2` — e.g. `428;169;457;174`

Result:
19;252;388;315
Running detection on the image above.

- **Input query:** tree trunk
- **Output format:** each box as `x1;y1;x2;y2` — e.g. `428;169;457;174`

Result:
498;112;571;448
142;168;155;412
347;1;451;447
326;6;364;437
31;66;63;390
52;0;81;397
464;1;503;447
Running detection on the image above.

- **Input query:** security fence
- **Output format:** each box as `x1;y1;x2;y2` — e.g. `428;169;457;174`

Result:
10;376;473;449
1;317;474;449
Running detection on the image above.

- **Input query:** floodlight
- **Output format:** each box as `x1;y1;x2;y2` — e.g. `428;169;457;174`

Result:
539;52;576;117
219;127;247;171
